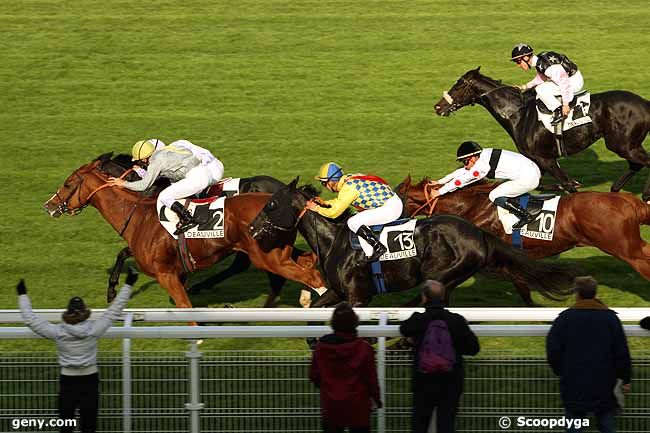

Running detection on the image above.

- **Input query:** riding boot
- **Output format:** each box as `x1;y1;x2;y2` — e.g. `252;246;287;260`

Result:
550;107;565;125
497;199;536;230
170;201;198;235
356;225;387;262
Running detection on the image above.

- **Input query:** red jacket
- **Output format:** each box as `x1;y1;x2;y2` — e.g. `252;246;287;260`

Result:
309;332;381;427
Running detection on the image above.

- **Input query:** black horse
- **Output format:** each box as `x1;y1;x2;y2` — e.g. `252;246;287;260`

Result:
250;180;576;307
105;165;313;307
434;67;650;199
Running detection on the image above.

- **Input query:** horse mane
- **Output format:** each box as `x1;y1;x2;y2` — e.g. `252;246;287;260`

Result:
297;184;355;222
96;152;170;195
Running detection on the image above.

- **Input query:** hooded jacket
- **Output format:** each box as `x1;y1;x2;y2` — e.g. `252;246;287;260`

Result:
18;284;131;375
546;298;632;412
309;332;381;427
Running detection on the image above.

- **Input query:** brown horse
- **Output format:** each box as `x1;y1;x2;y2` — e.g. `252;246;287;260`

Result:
397;176;650;302
43;153;326;310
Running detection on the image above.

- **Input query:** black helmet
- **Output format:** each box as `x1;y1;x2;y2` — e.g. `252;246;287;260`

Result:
456;141;483;160
511;43;533;61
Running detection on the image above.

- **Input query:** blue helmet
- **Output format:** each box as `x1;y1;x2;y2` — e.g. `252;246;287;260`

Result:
315;162;344;183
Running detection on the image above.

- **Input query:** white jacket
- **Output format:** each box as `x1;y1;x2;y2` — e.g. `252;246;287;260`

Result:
19;284;131;375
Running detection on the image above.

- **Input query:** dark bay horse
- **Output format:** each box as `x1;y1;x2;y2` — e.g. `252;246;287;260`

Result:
250;180;577;307
106;173;314;306
434;68;650;199
397;176;650;300
44;154;326;311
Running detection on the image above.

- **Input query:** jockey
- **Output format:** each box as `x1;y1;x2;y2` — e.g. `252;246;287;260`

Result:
511;43;584;125
132;138;166;178
430;141;541;230
306;162;403;262
108;139;224;234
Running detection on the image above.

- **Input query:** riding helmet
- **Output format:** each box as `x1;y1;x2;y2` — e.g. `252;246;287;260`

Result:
511;43;533;61
456;141;483;160
131;139;158;161
315;162;344;183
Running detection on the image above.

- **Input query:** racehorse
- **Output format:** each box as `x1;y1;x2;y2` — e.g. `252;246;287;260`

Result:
397;175;650;301
249;180;577;307
44;154;326;311
434;67;650;199
105;172;315;306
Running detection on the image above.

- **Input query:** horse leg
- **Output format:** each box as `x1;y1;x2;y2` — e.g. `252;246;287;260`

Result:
512;279;537;306
310;289;341;308
535;157;577;193
157;272;196;325
263;272;286;307
107;247;132;303
188;252;251;294
611;162;643;192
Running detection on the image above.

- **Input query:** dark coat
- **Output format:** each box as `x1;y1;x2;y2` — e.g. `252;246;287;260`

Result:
309;332;381;427
399;300;480;385
546;299;632;412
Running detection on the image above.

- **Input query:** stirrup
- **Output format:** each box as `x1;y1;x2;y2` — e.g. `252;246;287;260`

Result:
367;245;387;262
174;219;199;235
512;214;534;230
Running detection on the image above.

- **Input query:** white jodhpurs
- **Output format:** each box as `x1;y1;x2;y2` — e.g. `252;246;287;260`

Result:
488;170;541;202
346;195;404;232
535;70;584;111
205;159;224;184
158;165;213;208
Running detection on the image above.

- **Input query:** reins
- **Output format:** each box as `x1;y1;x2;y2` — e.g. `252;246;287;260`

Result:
411;183;439;216
86;168;134;203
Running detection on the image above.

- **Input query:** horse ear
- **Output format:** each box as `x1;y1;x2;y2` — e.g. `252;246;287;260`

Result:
475;66;481;73
97;152;114;163
288;177;299;190
405;174;412;186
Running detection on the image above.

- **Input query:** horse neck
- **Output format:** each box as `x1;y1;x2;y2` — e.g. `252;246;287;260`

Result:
473;79;524;136
412;184;472;216
86;172;154;242
297;207;340;259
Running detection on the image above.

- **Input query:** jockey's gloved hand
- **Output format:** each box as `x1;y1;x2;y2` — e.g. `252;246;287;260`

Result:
16;279;27;296
125;266;139;286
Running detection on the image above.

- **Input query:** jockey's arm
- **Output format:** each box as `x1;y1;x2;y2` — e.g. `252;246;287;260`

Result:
437;167;467;184
121;158;163;192
438;159;489;196
525;73;545;89
315;184;359;218
545;64;573;105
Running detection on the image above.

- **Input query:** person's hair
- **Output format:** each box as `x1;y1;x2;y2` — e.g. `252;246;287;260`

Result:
62;297;91;325
574;276;598;299
421;280;445;302
330;303;359;333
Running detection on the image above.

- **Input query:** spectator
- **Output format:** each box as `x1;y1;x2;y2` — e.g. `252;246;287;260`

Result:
16;267;137;433
309;303;382;433
546;276;632;433
399;280;480;433
641;316;650;330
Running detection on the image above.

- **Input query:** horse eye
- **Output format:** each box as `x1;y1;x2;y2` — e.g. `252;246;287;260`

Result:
268;200;278;210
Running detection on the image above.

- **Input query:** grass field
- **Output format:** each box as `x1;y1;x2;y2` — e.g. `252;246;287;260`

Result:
1;0;650;352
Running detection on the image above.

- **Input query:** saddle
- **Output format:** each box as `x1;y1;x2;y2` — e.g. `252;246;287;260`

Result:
349;218;411;250
535;89;589;115
195;177;239;200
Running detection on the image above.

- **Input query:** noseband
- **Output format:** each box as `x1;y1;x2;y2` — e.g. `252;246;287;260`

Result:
441;77;510;114
255;200;314;235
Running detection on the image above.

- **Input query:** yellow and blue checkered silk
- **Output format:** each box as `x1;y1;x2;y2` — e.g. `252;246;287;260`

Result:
345;176;394;210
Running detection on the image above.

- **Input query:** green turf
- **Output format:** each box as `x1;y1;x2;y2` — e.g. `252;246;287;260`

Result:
1;0;650;352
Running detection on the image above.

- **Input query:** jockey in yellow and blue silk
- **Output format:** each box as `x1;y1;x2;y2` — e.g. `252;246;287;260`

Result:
306;162;403;262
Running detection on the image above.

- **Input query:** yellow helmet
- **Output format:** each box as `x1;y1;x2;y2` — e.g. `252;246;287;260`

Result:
131;140;157;161
315;162;343;182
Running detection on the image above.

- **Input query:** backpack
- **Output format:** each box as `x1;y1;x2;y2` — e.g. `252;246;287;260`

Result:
418;319;456;374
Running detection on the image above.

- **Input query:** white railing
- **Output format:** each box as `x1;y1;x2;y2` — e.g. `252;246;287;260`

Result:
1;306;648;323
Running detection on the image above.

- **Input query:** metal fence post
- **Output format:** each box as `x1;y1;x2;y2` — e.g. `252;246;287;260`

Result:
185;341;204;433
122;313;133;433
377;312;388;433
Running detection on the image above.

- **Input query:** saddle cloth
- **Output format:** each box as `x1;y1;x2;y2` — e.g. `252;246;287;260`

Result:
157;196;226;240
350;218;417;261
497;194;560;241
536;91;592;133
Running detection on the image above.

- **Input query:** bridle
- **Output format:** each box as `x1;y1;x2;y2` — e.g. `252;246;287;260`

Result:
441;77;512;114
254;198;314;236
51;167;133;216
411;183;440;217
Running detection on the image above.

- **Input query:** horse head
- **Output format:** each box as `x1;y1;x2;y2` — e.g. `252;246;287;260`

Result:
250;177;303;240
43;153;112;218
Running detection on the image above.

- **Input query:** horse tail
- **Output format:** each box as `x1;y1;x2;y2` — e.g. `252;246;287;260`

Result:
483;231;576;301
